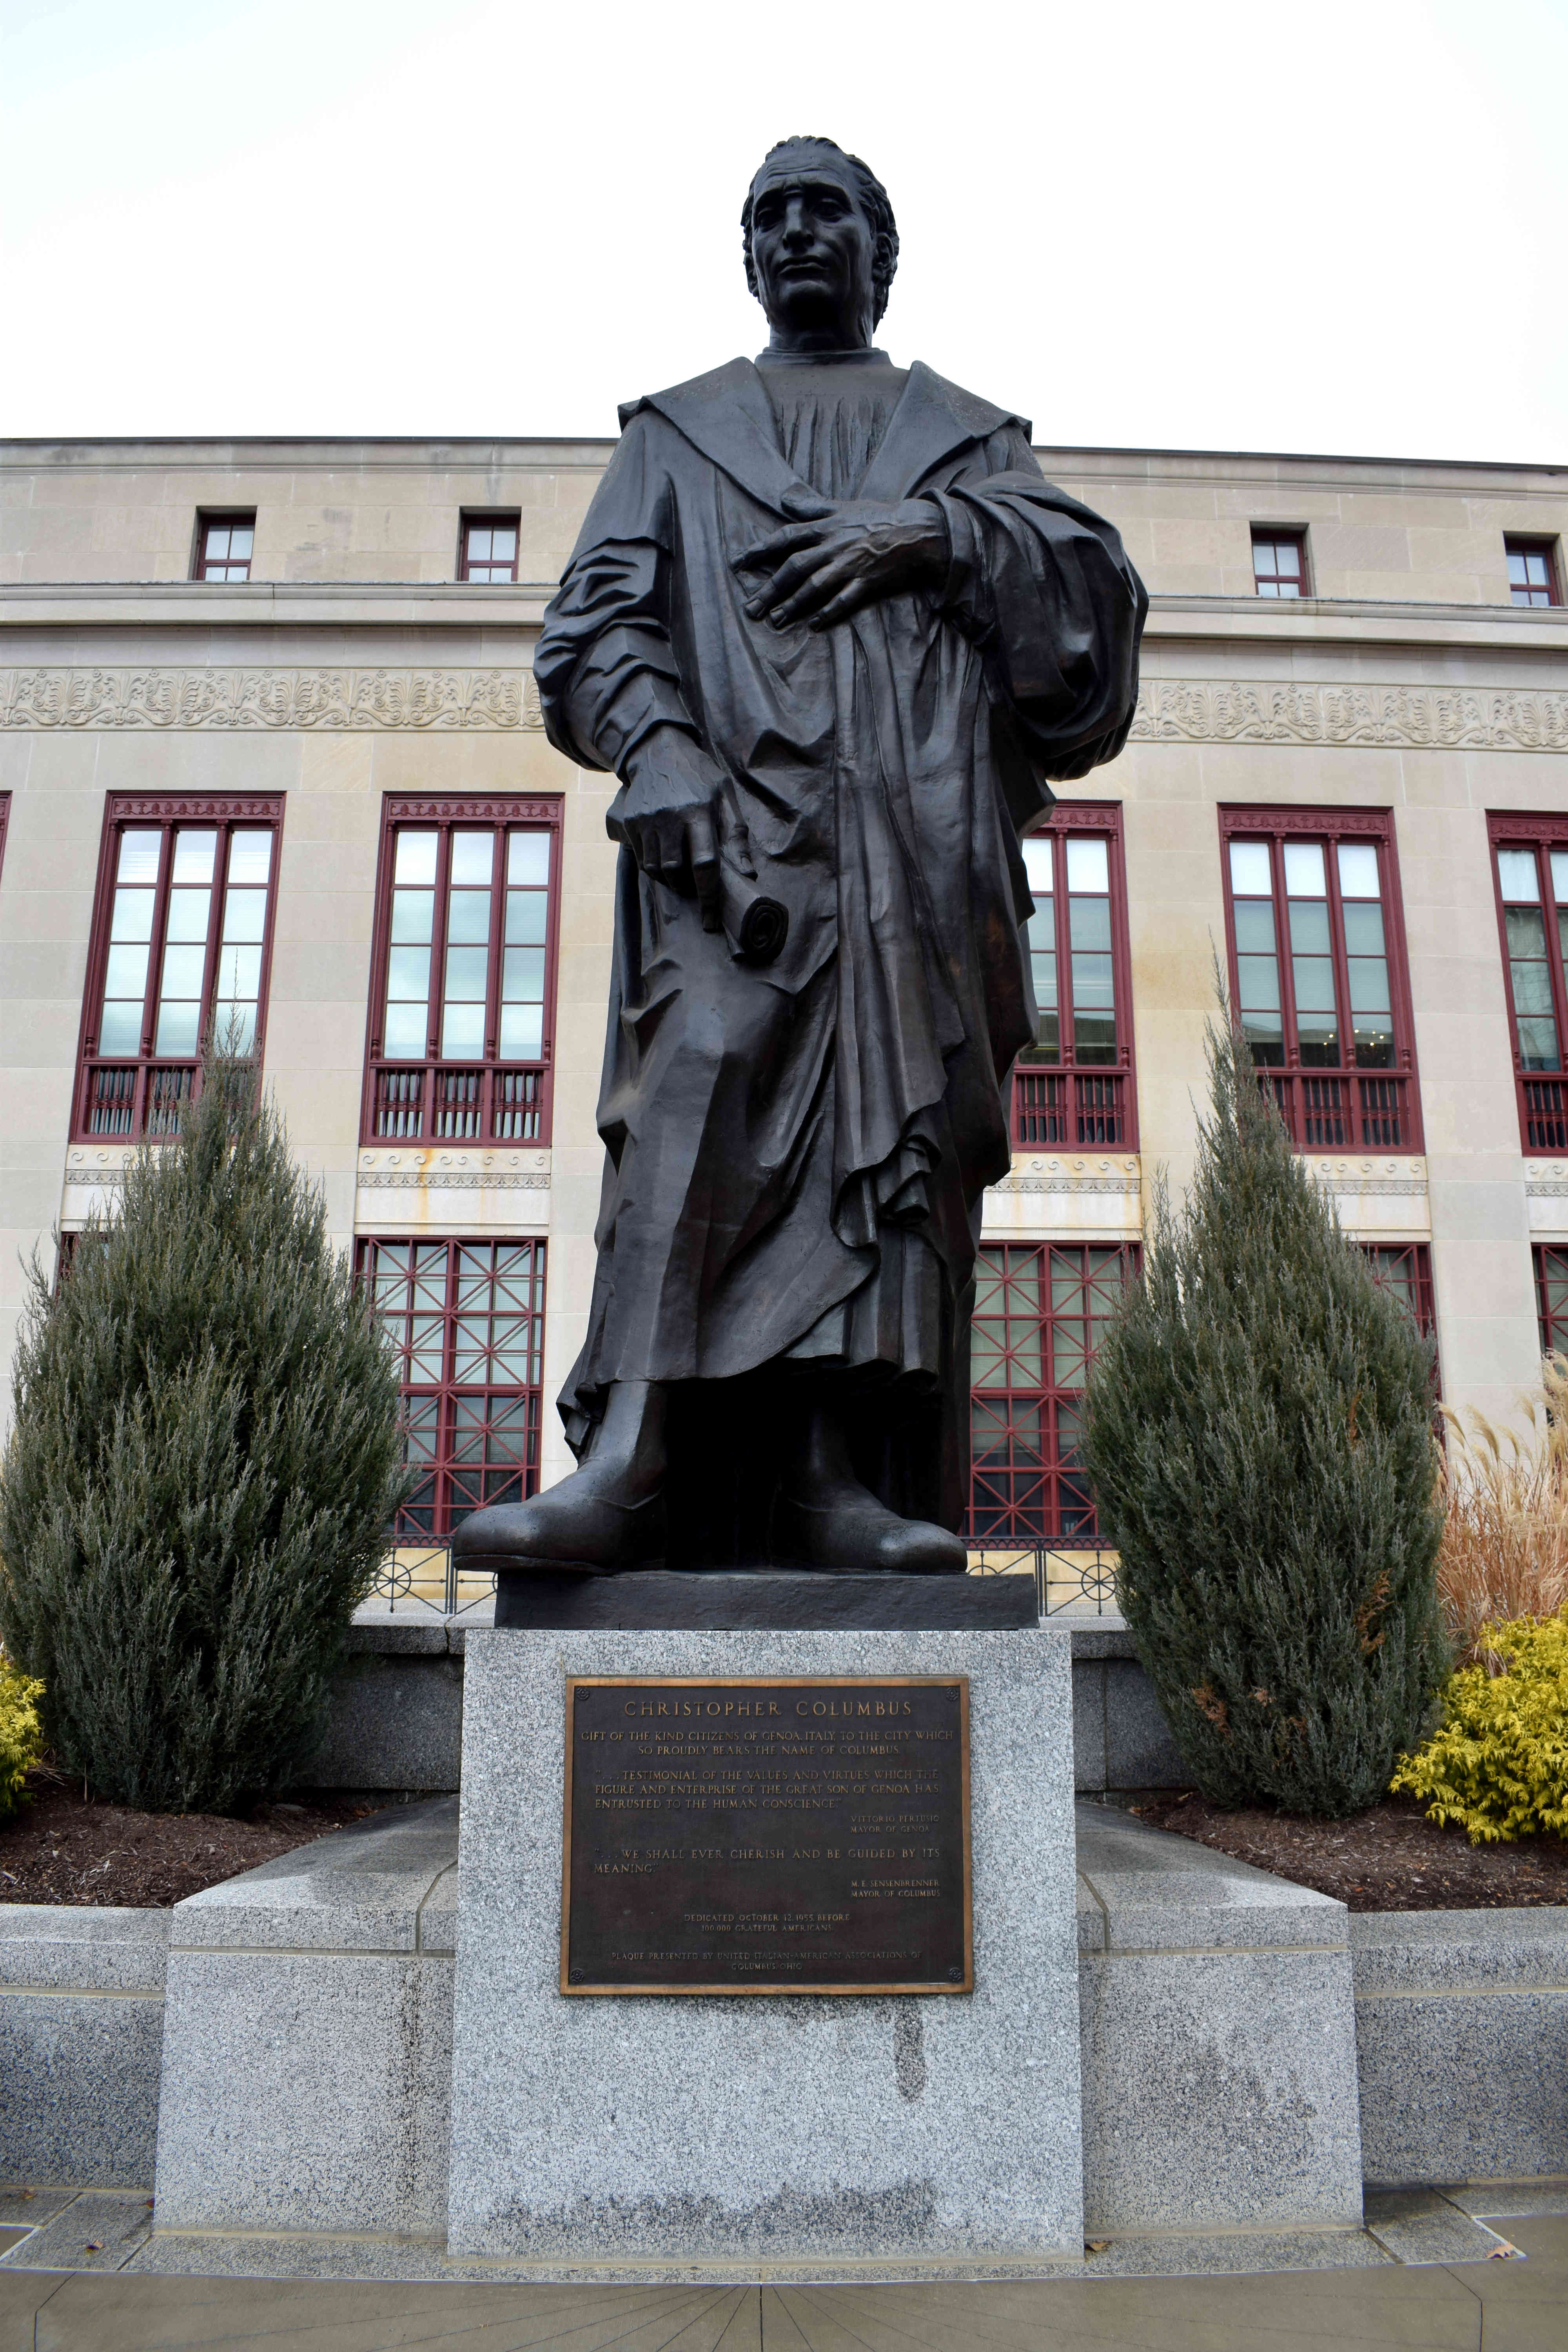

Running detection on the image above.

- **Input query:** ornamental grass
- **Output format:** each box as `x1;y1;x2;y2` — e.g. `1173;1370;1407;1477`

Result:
1436;1361;1568;1669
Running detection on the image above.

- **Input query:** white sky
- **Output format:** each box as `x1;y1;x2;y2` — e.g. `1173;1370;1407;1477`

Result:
3;0;1566;461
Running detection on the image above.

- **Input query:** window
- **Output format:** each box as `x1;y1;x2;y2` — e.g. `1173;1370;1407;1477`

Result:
1363;1242;1436;1337
1506;538;1561;608
1252;530;1307;598
359;1238;546;1542
75;797;282;1140
1536;1245;1568;1357
459;513;520;584
194;513;255;582
1014;804;1137;1149
967;1242;1139;1547
1220;808;1421;1151
1488;817;1568;1152
363;796;562;1147
0;791;9;883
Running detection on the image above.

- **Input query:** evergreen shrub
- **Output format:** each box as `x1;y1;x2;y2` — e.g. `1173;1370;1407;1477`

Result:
1081;1002;1448;1816
1391;1613;1568;1843
0;1656;44;1820
0;1046;409;1813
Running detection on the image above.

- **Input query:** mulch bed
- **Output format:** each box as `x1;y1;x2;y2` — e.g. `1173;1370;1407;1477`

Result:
1129;1787;1568;1911
0;1769;383;1908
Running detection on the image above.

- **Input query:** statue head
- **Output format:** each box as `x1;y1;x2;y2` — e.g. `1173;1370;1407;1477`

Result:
741;137;899;349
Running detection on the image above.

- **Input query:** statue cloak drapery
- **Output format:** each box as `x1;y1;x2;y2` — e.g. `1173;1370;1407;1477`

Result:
534;357;1147;1549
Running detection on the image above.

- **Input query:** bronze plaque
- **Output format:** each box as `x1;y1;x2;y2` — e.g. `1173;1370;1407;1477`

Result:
561;1676;971;1995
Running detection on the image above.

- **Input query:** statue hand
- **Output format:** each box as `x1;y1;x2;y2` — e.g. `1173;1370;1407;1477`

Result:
609;726;726;930
733;490;949;630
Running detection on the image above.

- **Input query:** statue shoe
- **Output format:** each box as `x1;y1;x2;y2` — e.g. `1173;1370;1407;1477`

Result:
452;1474;666;1577
779;1492;967;1576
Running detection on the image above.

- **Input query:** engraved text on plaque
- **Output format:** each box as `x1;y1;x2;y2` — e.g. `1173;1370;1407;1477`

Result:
561;1677;971;1994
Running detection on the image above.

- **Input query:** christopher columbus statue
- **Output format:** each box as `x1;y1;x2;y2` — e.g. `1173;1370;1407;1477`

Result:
457;136;1147;1583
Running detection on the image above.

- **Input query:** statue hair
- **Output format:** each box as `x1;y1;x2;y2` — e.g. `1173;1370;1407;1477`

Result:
740;137;899;329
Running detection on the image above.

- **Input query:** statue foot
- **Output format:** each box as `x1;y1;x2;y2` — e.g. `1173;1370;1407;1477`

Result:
452;1471;666;1577
779;1491;968;1576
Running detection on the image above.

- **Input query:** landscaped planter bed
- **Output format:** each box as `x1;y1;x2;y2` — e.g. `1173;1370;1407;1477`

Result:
1127;1788;1568;1910
0;1773;382;1909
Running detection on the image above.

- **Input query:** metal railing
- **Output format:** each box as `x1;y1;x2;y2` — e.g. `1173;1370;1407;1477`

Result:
80;1058;199;1139
366;1540;1122;1620
368;1063;545;1145
967;1544;1121;1615
368;1543;497;1617
1012;1069;1129;1149
1521;1074;1568;1153
1261;1069;1412;1151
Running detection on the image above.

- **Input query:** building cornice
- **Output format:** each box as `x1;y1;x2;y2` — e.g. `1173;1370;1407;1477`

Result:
2;583;1565;657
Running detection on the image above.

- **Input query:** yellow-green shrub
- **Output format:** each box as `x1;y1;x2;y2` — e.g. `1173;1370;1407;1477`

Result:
1391;1613;1568;1843
0;1654;44;1820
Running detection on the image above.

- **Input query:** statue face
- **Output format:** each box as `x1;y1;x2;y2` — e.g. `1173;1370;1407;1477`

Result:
748;149;878;347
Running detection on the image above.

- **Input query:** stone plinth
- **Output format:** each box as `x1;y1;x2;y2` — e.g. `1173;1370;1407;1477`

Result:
446;1625;1082;2278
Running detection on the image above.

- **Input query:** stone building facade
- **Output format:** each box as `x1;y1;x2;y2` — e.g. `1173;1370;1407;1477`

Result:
2;432;1565;1584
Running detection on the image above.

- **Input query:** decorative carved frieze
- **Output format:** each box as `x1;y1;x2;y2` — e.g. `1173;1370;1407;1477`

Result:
0;668;545;732
354;1169;551;1191
355;1149;552;1193
1131;680;1568;753
7;667;1564;751
990;1157;1142;1198
1303;1158;1429;1198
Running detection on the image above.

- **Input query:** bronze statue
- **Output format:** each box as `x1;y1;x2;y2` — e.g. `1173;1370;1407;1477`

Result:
456;137;1146;1584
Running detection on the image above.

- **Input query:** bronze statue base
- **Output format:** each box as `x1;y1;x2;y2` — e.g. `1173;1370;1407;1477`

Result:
492;1567;1039;1631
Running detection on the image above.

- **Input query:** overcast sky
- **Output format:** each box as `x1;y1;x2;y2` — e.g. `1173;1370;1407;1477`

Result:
3;0;1566;461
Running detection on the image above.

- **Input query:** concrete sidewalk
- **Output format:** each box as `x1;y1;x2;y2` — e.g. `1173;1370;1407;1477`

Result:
0;2204;1562;2351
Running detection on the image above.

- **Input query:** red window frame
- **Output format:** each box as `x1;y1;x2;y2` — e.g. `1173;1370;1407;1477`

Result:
1013;802;1138;1151
1535;1244;1568;1357
459;512;521;584
1252;529;1308;598
358;1236;546;1542
1219;806;1422;1153
72;794;284;1143
0;791;9;883
194;512;256;582
966;1241;1140;1548
1486;814;1568;1154
1505;537;1562;608
361;794;564;1149
1361;1241;1436;1342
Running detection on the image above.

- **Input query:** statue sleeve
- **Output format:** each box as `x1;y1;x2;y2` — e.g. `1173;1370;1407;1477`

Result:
533;416;703;774
924;426;1149;783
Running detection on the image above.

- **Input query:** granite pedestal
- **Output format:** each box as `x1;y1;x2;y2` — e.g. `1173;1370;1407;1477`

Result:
446;1620;1083;2278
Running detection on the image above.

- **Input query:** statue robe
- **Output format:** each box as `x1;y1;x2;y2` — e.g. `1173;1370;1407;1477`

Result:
535;355;1147;1552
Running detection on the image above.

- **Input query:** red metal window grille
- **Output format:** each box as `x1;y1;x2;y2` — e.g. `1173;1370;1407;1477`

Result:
1486;817;1568;1154
966;1241;1140;1546
460;514;521;584
1361;1242;1437;1337
1252;531;1307;598
73;796;283;1143
1013;804;1137;1151
359;1237;546;1540
362;796;563;1148
1506;537;1561;608
1220;808;1421;1153
194;513;255;582
1535;1244;1568;1357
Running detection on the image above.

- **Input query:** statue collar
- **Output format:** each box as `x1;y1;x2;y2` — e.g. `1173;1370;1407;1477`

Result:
620;358;1027;515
